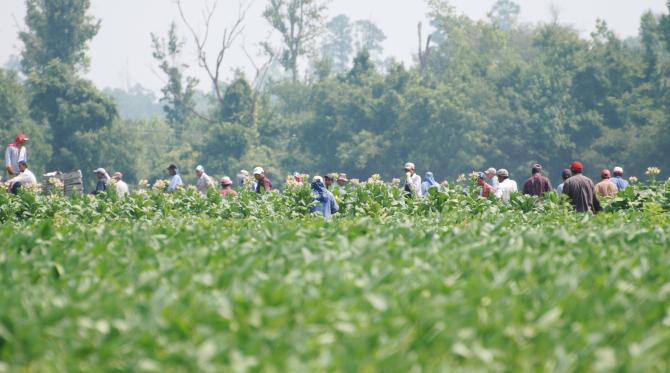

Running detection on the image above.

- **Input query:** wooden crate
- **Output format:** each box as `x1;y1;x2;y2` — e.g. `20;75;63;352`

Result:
42;170;84;196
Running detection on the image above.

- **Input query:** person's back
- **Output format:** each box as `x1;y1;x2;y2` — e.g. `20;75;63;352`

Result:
310;178;339;219
610;176;628;191
595;179;618;197
563;162;600;213
495;171;518;203
115;180;129;197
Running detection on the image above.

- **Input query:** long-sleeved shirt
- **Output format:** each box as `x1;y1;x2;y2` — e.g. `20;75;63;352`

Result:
310;190;339;219
487;176;499;190
255;176;272;193
196;173;212;195
167;174;183;192
595;179;618;197
523;175;553;197
495;179;518;203
9;168;36;187
562;174;601;213
610;176;629;191
404;174;422;196
4;145;27;178
94;178;108;195
114;180;129;197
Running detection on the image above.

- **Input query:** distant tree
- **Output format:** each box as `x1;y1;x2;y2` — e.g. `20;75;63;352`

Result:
353;20;386;58
219;76;254;125
150;22;199;127
640;11;661;82
487;0;521;31
19;0;100;74
263;0;329;82
321;15;354;72
103;85;164;120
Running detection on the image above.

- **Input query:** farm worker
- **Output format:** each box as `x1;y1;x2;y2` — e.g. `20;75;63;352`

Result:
219;176;238;198
7;160;36;194
523;163;553;197
5;133;28;179
310;176;339;219
195;165;213;195
112;172;129;197
556;169;572;196
477;172;494;198
495;169;518;203
293;172;303;186
421;171;442;196
485;167;499;190
324;173;338;190
336;173;348;194
166;164;183;193
595;169;618;197
562;161;602;213
253;167;273;193
93;168;110;195
610;166;629;191
403;162;422;197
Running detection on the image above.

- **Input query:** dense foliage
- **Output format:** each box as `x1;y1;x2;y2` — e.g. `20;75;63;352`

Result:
1;181;670;371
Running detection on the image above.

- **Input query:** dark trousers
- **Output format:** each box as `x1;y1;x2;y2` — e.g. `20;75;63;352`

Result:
10;182;22;195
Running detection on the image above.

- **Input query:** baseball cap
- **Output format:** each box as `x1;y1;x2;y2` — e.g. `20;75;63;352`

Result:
93;168;106;174
497;169;509;177
570;161;584;172
477;172;486;180
253;167;264;175
167;164;177;170
16;133;29;142
313;176;324;183
113;172;123;179
195;165;205;172
601;169;611;178
404;162;415;170
613;166;624;174
337;173;348;182
486;167;497;175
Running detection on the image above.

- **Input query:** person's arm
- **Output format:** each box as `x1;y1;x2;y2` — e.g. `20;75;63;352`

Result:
546;178;553;192
5;147;14;176
330;194;339;214
263;178;272;192
166;176;177;192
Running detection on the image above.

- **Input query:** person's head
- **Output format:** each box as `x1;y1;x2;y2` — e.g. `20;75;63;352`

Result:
425;171;434;180
323;174;334;187
570;161;584;174
93;168;107;180
253;167;265;181
18;160;28;172
195;165;205;177
613;166;624;177
531;164;542;175
404;162;416;175
220;176;233;189
313;175;324;184
476;172;486;186
15;133;28;146
561;169;572;181
601;169;611;180
293;172;302;183
337;173;348;186
497;168;509;182
113;172;123;181
486;167;497;179
167;164;178;176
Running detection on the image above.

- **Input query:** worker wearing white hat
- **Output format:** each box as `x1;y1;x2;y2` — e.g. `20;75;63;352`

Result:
253;166;273;193
403;162;422;197
195;165;213;196
610;166;629;191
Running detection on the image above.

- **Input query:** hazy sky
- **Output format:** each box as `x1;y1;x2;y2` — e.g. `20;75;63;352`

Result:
0;0;666;93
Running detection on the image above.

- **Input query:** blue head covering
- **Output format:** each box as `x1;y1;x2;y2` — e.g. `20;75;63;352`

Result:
311;181;328;203
424;172;439;186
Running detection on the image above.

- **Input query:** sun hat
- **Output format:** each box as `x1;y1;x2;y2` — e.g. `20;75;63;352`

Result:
404;162;415;170
337;173;348;182
313;175;324;183
93;168;107;174
613;166;624;175
486;167;497;175
220;176;233;186
113;172;123;179
497;169;509;177
253;167;264;175
195;165;205;172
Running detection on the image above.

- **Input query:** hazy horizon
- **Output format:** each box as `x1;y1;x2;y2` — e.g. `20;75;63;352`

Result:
0;0;666;93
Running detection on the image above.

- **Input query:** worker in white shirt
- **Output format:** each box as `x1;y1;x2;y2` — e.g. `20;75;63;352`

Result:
403;162;422;197
494;168;518;203
112;172;129;197
8;160;37;194
195;165;213;195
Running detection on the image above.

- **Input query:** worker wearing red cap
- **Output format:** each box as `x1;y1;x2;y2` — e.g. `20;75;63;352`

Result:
5;133;29;179
594;169;618;197
562;161;602;213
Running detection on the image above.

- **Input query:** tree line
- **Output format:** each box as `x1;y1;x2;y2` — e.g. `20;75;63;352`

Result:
2;0;669;189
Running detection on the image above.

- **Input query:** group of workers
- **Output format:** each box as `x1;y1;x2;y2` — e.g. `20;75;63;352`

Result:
4;131;630;216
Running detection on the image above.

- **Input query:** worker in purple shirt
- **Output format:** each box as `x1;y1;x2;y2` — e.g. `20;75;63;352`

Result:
522;163;553;197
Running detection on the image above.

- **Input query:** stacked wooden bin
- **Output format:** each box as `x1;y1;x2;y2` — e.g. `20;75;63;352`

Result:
42;170;84;196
